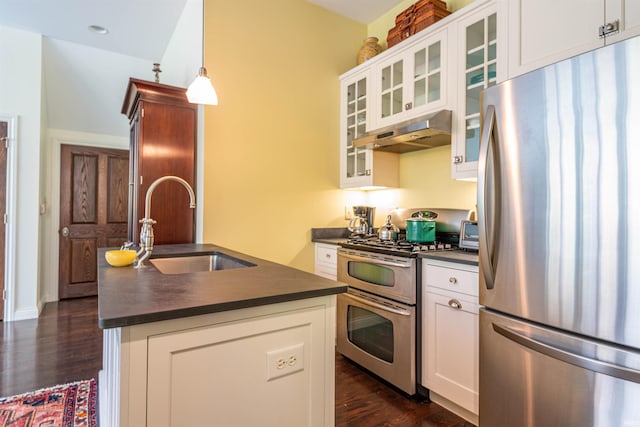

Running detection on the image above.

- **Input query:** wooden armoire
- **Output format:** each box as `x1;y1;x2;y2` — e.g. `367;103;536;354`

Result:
121;78;197;245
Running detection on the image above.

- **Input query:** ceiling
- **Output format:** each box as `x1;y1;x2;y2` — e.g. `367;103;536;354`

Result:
0;0;403;60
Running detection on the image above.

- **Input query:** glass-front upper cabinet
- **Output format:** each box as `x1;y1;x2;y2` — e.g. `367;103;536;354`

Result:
339;69;399;189
452;3;504;180
371;28;448;130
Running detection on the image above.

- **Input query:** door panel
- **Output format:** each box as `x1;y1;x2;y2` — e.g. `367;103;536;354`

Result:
480;309;640;426
59;145;129;299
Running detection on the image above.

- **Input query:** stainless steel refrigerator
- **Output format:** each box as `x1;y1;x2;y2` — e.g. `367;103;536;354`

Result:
478;35;640;426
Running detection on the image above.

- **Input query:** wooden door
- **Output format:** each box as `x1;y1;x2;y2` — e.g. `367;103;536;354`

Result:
59;145;129;299
0;121;6;319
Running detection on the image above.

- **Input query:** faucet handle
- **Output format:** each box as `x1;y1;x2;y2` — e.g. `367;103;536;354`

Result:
121;241;135;250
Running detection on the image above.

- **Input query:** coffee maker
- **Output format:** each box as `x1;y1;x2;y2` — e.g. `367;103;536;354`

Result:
348;206;376;236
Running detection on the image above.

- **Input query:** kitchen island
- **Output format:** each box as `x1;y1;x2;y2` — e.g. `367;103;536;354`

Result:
98;243;346;427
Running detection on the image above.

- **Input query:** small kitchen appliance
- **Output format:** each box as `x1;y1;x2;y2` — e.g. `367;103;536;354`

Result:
348;206;375;235
458;220;478;250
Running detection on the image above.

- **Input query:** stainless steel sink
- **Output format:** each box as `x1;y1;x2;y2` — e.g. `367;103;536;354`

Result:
150;253;256;274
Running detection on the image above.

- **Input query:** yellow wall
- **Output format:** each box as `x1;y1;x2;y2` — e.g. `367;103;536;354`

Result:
202;0;478;273
202;0;366;272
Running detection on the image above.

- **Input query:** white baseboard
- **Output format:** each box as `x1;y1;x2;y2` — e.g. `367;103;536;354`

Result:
12;306;40;321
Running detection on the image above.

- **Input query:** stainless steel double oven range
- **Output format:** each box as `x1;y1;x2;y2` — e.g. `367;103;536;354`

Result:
336;208;470;396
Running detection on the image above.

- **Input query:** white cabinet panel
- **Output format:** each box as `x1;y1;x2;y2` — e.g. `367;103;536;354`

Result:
315;243;338;280
452;2;505;180
371;29;449;130
339;69;399;189
505;0;640;79
421;259;479;422
423;290;479;414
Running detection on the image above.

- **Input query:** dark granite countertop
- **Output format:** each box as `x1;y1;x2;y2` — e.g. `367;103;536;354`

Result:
311;227;350;245
419;249;479;266
98;243;347;329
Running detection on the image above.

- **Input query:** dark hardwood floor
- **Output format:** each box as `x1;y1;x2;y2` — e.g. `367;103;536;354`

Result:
1;297;473;426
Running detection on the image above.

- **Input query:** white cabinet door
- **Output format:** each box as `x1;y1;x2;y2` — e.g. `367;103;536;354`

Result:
146;302;332;427
452;2;504;180
371;29;449;130
339;69;399;189
314;243;337;280
423;289;479;416
505;0;640;79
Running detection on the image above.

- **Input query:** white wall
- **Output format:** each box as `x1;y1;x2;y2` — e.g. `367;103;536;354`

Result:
0;26;44;319
2;0;202;316
39;1;201;304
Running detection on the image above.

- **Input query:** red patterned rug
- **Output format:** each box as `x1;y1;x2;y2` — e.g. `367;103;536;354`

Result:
0;379;97;426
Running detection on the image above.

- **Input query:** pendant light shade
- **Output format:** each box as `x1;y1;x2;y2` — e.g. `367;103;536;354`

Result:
187;67;218;105
187;0;218;105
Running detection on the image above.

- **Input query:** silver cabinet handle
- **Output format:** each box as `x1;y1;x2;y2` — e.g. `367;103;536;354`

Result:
599;20;619;38
325;253;331;259
449;277;458;285
61;226;70;237
405;102;413;110
453;155;464;164
448;299;462;309
492;322;640;383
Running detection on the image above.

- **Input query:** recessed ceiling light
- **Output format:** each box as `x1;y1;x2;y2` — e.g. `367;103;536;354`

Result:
88;25;109;35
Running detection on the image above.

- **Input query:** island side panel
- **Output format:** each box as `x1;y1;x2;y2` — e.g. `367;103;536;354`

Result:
102;295;337;427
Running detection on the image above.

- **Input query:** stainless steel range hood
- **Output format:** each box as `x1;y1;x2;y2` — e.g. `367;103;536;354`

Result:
353;110;452;154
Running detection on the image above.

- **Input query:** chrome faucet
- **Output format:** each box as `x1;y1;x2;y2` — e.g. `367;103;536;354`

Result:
135;175;196;268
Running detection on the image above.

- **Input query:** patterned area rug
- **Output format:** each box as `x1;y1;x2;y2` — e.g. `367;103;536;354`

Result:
0;379;97;426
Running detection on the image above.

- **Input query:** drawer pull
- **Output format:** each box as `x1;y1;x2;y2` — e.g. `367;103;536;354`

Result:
448;299;462;310
325;253;331;259
449;277;458;285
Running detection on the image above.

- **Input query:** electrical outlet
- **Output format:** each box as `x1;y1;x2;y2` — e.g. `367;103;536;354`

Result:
345;206;353;220
266;343;304;381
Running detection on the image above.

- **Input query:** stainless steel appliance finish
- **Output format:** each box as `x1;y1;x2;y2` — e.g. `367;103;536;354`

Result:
337;288;416;395
353;110;452;154
337;207;471;396
337;248;416;305
479;36;640;426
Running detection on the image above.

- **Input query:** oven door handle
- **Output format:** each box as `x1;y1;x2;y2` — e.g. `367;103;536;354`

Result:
339;252;412;269
345;292;412;316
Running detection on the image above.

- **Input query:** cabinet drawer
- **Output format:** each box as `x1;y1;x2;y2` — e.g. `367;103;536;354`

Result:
423;261;478;297
315;244;338;267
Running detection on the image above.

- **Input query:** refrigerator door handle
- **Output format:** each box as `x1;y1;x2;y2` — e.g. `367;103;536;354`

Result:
478;105;497;289
493;322;640;384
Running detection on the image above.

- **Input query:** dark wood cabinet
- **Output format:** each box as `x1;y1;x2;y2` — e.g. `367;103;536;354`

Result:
122;78;197;245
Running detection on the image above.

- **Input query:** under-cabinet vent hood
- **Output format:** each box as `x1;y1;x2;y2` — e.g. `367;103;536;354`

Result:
353;110;452;154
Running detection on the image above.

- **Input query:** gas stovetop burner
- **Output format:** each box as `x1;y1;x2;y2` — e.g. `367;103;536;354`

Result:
343;236;456;257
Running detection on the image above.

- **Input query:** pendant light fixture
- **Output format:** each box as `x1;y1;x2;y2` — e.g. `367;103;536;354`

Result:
187;0;218;105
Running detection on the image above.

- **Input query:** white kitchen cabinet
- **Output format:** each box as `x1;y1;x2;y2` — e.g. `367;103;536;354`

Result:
504;0;640;79
451;2;506;180
421;259;479;424
314;243;338;280
370;28;450;130
100;296;337;427
339;68;399;189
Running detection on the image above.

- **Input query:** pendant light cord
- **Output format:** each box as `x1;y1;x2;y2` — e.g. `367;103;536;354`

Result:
201;0;205;67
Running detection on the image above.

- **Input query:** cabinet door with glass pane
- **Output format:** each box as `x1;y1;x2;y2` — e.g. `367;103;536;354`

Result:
452;3;504;180
339;70;372;188
371;29;448;130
